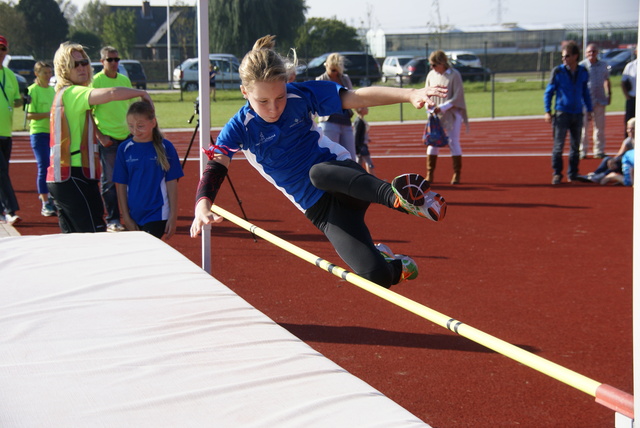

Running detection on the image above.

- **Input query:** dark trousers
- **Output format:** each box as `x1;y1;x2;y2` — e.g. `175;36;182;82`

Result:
47;167;106;233
99;137;127;223
552;112;583;179
305;159;404;288
0;137;19;214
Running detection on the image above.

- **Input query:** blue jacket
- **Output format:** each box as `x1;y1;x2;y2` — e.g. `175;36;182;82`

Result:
544;64;593;115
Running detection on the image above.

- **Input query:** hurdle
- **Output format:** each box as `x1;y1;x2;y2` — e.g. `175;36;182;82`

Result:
210;204;634;420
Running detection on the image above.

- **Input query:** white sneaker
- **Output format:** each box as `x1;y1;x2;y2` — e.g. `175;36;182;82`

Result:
107;222;125;232
4;214;21;225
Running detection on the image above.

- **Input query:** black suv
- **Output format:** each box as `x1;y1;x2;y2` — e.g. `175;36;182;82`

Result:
399;57;490;84
296;52;381;86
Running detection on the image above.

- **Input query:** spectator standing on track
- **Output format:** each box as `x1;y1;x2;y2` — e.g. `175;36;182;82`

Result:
621;52;637;138
48;41;153;233
544;41;593;185
113;101;183;240
91;46;133;232
353;106;374;174
191;35;448;289
316;53;356;160
424;50;468;185
0;35;23;225
579;43;611;159
26;61;57;217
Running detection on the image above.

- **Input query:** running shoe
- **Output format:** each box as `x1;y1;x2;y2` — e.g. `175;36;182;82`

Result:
41;201;57;217
392;173;447;221
375;243;419;282
4;213;21;225
107;221;126;232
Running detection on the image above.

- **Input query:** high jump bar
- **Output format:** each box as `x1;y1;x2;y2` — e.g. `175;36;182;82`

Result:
210;204;634;419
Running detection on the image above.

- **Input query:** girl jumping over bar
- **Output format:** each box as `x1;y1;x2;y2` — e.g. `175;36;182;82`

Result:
191;35;447;289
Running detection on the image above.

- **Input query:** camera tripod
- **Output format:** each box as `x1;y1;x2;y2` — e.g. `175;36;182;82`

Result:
182;99;256;241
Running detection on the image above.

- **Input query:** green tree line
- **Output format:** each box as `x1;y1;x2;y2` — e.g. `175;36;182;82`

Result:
0;0;364;61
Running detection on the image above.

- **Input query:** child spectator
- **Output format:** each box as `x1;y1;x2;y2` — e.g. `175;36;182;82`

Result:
26;61;57;217
353;106;374;174
113;101;184;239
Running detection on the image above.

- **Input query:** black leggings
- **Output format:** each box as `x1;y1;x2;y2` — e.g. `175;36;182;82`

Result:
48;167;106;233
305;160;405;288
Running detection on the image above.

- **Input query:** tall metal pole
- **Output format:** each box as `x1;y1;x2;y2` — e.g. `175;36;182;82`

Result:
197;0;212;273
582;0;588;55
167;0;172;89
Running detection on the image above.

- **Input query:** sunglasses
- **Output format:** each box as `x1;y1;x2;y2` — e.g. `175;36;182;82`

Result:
0;46;7;51
74;59;90;68
561;54;573;59
105;57;121;63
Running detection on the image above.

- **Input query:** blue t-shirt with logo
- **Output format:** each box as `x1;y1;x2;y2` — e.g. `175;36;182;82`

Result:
214;80;351;212
113;138;184;225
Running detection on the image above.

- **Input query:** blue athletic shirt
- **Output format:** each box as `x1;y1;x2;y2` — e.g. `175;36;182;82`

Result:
214;80;351;212
113;138;184;225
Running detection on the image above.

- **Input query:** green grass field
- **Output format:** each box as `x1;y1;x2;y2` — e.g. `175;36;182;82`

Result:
12;75;626;131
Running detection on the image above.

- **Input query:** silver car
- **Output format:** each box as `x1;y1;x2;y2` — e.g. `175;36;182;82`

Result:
173;54;240;91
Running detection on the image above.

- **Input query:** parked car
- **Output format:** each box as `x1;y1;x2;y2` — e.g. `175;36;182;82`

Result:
173;54;240;91
4;55;36;85
397;57;491;84
381;55;414;83
296;52;381;86
400;57;429;84
91;61;129;79
446;51;482;67
450;59;491;82
120;60;147;89
15;73;28;95
602;49;636;75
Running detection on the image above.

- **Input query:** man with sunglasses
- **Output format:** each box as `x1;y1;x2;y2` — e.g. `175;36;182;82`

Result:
544;41;593;185
0;35;23;225
91;46;133;232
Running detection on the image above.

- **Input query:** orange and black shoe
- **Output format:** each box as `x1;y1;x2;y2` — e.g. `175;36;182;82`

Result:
392;173;447;222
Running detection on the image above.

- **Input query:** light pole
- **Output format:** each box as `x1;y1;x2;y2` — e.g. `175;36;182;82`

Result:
167;0;172;89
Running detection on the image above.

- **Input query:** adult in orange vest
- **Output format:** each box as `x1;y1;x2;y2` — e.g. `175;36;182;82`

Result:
47;42;153;233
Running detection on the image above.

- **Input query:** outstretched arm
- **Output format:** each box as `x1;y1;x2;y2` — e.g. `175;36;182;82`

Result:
190;153;231;237
340;86;447;110
88;87;154;109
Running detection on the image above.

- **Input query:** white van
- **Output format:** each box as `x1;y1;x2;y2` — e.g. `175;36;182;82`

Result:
446;51;482;67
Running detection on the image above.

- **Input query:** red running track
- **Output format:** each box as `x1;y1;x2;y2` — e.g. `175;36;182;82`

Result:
6;114;632;427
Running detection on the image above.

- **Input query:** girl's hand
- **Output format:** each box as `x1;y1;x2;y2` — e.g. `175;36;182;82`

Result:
190;199;223;237
122;216;138;232
164;217;177;240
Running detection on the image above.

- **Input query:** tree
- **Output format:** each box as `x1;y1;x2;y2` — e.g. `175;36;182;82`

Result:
72;0;109;41
56;0;78;26
102;9;136;58
68;30;102;60
209;0;306;56
17;0;69;59
295;17;363;59
0;3;30;55
172;1;197;61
